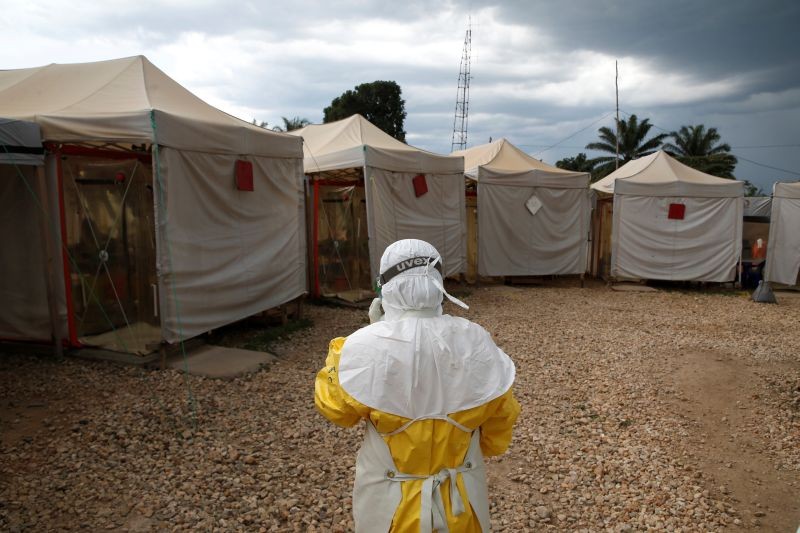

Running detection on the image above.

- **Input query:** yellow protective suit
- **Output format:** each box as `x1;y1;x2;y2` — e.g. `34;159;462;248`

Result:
315;337;520;532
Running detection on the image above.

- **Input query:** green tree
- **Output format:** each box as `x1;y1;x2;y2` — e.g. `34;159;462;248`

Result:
743;180;764;197
662;124;738;178
555;152;595;173
252;119;269;128
585;114;668;179
323;81;407;141
272;116;311;132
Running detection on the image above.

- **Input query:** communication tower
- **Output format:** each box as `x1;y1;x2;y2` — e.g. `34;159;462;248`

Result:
451;23;472;152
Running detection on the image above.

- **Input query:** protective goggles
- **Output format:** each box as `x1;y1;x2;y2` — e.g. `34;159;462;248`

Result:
378;256;442;286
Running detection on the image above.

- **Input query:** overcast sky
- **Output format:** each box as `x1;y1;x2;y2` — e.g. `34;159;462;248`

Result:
3;0;799;190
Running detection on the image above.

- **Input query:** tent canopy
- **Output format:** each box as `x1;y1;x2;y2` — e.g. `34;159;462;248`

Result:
291;114;462;174
0;56;300;158
774;181;800;199
453;138;589;188
591;151;744;197
0;118;43;165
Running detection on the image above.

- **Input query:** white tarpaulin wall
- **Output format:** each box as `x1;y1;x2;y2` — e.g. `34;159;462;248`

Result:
743;196;772;218
592;151;744;282
292;115;465;279
765;182;800;285
453;139;590;276
157;149;306;341
0;119;67;342
0;57;306;347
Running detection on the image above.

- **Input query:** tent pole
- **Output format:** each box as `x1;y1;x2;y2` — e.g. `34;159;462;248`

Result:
53;152;79;347
312;179;320;298
35;163;63;357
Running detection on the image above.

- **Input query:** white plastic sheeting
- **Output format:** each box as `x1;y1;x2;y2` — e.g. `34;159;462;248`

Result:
593;151;744;282
479;186;590;276
611;195;743;281
454;139;590;276
292;115;466;279
156;149;306;342
743;196;772;218
367;168;465;278
765;182;800;285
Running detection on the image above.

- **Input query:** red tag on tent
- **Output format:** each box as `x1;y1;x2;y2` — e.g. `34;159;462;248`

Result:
413;174;428;197
235;160;254;191
668;203;685;220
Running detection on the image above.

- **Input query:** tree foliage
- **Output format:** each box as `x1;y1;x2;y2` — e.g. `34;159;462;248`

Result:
663;124;738;178
323;81;407;141
555;152;595;173
272;116;311;132
742;180;764;197
585;114;668;179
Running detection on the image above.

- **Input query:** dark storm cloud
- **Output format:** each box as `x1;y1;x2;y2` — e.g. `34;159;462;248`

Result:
4;0;799;188
461;0;800;94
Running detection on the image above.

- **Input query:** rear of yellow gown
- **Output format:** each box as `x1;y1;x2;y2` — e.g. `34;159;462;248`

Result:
315;337;520;532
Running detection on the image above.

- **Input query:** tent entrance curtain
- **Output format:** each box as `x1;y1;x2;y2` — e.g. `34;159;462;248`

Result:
313;182;371;299
61;154;160;354
590;197;613;279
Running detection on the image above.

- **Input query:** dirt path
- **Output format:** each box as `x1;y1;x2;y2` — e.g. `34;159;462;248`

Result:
667;350;800;531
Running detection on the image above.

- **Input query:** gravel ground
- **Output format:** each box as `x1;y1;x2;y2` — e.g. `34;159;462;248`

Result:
1;283;799;532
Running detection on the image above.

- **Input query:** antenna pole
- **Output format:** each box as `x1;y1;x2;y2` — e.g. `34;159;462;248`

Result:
615;60;620;169
451;20;472;152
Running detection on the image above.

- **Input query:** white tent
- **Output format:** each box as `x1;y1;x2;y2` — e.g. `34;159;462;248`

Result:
743;196;772;218
0;56;306;353
291;114;465;283
591;151;744;282
453;138;590;276
765;182;800;285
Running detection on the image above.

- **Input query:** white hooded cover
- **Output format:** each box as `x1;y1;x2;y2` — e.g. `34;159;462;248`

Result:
339;239;514;418
0;57;306;346
291;115;466;279
765;182;800;285
453;139;590;276
592;151;744;282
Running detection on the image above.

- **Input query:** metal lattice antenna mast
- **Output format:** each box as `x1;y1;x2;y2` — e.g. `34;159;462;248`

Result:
451;21;472;152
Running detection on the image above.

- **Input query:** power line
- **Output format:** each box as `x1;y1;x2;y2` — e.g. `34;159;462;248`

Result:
735;155;800;177
731;144;800;149
617;108;800;177
532;111;615;156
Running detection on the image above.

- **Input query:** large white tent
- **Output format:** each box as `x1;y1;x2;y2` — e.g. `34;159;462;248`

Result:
0;56;306;353
453;138;590;276
765;182;800;285
291;114;465;289
591;151;744;282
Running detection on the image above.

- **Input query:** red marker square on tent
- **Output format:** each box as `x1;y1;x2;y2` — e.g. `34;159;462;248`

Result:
235;160;254;191
668;203;685;220
413;174;428;197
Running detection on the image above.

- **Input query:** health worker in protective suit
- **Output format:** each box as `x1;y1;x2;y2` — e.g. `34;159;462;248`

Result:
315;239;519;532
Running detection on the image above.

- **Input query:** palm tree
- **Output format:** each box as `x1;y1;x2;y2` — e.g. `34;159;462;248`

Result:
663;125;737;178
555;153;595;173
585;114;668;179
272;116;311;132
